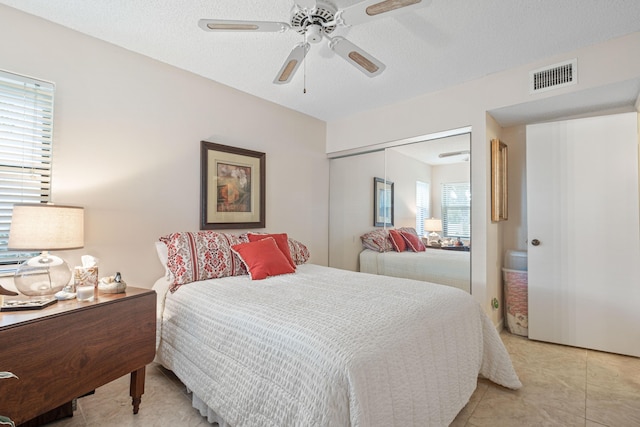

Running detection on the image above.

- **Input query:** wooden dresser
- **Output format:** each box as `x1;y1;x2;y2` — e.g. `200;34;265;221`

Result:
0;287;156;425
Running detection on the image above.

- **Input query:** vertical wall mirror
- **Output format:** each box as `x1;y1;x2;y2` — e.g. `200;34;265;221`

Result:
329;133;471;294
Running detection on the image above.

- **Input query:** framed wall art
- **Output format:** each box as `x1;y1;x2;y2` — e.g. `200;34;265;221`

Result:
200;141;265;229
491;138;508;222
373;177;394;227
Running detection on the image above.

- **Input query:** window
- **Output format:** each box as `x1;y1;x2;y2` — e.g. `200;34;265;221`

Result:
441;182;470;239
415;181;430;236
0;70;55;269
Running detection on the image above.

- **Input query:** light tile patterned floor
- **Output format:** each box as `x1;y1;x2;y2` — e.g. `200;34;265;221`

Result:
452;332;640;427
49;331;640;426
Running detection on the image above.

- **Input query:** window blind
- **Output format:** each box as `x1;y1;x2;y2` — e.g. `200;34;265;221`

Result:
441;182;470;239
415;180;430;236
0;70;54;267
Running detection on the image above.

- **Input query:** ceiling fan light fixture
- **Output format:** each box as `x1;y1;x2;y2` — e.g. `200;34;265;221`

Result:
366;0;421;16
306;24;324;43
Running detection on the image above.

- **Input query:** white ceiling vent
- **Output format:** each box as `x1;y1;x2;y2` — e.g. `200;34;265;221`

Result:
529;59;577;94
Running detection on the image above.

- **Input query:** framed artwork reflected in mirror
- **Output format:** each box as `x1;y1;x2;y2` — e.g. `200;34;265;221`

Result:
373;177;394;227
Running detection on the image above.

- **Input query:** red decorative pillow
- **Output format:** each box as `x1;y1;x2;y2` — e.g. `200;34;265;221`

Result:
288;238;311;265
388;229;407;252
400;230;426;252
247;232;296;269
160;231;248;292
231;237;296;280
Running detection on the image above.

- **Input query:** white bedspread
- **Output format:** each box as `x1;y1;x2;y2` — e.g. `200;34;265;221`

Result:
155;264;520;427
359;248;470;292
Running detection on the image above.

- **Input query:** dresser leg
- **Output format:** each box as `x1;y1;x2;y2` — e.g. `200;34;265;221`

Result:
130;366;146;414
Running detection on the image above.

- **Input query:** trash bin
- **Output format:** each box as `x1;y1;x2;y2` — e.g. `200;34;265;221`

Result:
503;250;528;336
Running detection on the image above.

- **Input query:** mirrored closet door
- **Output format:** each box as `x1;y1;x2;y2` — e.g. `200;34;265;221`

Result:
328;133;471;293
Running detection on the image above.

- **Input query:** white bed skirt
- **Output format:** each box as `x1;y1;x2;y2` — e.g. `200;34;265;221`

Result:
191;390;229;426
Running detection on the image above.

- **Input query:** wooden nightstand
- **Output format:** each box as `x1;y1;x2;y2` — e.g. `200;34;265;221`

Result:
0;287;156;425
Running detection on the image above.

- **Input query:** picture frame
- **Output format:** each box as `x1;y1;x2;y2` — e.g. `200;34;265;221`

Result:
491;138;508;222
1;297;57;311
373;177;394;227
201;141;265;229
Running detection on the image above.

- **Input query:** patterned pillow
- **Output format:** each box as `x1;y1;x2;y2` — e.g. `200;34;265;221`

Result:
398;227;419;237
288;238;310;265
159;231;249;292
360;229;393;252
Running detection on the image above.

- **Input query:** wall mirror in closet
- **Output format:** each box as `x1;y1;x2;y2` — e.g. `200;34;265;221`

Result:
329;133;471;294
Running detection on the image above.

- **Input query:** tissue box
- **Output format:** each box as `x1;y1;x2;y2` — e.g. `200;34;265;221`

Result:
74;266;98;287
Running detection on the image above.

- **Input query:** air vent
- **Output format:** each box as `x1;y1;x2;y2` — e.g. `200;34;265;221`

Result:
529;59;577;94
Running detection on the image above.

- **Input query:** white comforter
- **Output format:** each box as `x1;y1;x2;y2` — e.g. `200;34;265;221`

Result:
155;264;520;427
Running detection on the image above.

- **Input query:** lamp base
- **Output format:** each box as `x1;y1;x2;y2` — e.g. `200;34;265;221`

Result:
427;231;441;246
14;253;72;297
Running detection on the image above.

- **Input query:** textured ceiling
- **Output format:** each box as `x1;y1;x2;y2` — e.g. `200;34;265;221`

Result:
2;0;640;121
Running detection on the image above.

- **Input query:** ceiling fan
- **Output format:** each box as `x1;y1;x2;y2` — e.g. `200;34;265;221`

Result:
198;0;431;84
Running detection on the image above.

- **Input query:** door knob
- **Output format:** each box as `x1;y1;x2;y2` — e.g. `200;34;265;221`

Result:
531;239;541;246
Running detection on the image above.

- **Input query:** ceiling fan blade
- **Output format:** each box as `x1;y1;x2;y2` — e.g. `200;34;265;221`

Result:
328;37;385;77
339;0;431;26
198;19;290;32
273;43;310;85
295;0;317;10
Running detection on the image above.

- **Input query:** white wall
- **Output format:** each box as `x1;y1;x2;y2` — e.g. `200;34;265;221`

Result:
0;5;329;288
501;125;528;251
326;32;640;325
386;149;433;229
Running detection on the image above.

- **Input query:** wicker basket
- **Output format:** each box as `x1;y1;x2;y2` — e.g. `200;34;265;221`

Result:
503;268;528;336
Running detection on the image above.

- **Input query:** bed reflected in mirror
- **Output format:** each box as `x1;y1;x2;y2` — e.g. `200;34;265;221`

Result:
328;133;471;294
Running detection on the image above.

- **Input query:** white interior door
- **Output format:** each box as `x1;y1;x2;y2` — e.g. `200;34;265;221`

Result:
526;112;640;357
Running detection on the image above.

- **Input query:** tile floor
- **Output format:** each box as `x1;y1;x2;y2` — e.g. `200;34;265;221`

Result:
48;331;640;427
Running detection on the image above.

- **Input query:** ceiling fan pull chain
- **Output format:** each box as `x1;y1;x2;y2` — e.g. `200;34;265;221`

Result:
303;33;307;94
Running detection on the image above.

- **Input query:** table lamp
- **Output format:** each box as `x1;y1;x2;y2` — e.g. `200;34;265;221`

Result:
8;204;84;297
424;218;442;246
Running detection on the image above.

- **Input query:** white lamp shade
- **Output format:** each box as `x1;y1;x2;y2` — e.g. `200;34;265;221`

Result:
424;218;443;233
8;204;84;251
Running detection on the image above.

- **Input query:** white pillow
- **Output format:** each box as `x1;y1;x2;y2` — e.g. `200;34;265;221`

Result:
155;241;171;280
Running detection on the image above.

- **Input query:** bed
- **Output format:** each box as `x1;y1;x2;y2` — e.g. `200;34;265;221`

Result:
153;231;520;427
359;248;470;291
